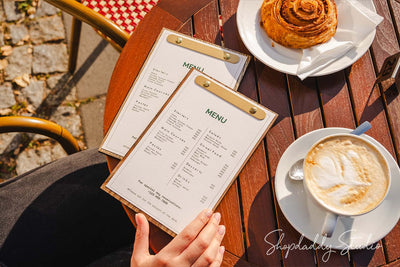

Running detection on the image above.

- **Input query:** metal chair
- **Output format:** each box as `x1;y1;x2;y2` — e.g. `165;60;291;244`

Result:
0;116;80;155
43;0;159;73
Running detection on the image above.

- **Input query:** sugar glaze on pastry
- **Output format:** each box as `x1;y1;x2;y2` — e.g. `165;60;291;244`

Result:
260;0;337;49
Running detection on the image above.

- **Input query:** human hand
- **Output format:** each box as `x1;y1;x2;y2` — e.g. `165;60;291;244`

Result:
131;209;225;267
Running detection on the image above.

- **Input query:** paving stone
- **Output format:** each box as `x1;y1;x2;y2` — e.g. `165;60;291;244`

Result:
15;143;67;175
0;132;21;155
5;45;32;81
46;73;62;89
0;82;16;108
80;97;105;149
3;0;23;21
20;79;46;108
29;15;65;44
8;23;29;45
50;105;82;138
35;1;59;17
32;43;68;73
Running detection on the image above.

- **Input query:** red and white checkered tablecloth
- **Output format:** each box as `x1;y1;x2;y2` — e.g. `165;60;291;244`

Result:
82;0;159;35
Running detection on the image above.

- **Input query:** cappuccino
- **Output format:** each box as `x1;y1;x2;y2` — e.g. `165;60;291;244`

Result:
304;135;389;215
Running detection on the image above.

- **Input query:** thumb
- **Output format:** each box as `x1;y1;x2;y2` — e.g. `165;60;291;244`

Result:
132;213;150;259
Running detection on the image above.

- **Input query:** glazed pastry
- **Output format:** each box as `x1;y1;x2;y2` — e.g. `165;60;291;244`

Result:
260;0;337;49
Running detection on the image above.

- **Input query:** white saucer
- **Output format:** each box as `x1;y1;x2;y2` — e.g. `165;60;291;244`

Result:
275;128;400;250
236;0;376;76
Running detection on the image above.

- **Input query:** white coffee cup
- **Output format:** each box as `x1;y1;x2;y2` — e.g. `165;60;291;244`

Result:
303;133;391;237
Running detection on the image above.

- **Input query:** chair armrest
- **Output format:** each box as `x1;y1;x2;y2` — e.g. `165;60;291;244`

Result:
0;116;80;155
44;0;130;48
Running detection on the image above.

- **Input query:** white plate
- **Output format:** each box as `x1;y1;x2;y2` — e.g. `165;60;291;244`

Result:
236;0;377;76
275;128;400;250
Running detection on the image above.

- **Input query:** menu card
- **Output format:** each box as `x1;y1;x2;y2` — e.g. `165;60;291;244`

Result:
100;28;250;159
102;69;277;235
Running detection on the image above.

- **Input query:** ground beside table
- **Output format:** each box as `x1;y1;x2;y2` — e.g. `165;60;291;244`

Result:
104;0;400;266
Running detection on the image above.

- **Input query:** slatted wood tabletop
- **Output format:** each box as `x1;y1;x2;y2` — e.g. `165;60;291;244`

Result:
104;0;400;266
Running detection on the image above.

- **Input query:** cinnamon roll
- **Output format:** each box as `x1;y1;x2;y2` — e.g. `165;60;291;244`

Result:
260;0;337;49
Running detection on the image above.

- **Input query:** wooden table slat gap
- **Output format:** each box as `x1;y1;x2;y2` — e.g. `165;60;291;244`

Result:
316;71;356;129
377;81;400;160
190;15;196;36
253;59;284;232
343;68;363;127
236;174;250;262
383;89;400;159
368;49;380;90
387;0;400;55
260;134;280;230
314;78;329;129
389;0;400;48
237;58;277;264
287;76;324;136
284;75;301;140
261;138;285;267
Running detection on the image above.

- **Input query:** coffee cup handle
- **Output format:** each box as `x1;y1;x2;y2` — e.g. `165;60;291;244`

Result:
322;212;338;237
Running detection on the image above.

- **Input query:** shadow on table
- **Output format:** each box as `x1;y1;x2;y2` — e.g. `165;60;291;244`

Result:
357;80;396;124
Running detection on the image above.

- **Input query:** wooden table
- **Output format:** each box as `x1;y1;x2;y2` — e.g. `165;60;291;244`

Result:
104;0;400;266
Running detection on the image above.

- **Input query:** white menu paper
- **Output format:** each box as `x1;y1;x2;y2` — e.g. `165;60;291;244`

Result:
102;69;277;235
100;28;250;159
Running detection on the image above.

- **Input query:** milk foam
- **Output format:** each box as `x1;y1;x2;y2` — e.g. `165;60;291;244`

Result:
304;136;389;215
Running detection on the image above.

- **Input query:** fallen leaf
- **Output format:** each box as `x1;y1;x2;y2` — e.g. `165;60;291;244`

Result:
26;105;36;114
1;46;12;56
13;76;28;87
22;73;30;84
27;7;36;15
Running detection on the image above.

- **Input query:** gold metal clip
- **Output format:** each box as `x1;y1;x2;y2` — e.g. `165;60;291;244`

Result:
167;34;240;64
195;75;266;120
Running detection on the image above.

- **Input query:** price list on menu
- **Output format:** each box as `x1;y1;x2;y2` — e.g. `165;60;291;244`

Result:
102;69;276;235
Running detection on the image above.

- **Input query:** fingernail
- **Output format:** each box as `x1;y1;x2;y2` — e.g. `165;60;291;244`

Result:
219;246;225;255
214;212;221;223
218;225;225;235
205;209;213;218
135;213;139;224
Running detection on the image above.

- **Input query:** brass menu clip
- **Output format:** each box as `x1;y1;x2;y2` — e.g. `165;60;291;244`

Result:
195;75;266;120
167;34;240;64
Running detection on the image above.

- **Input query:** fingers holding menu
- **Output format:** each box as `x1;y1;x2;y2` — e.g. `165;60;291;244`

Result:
178;211;225;265
166;209;214;254
190;224;225;267
131;210;225;267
